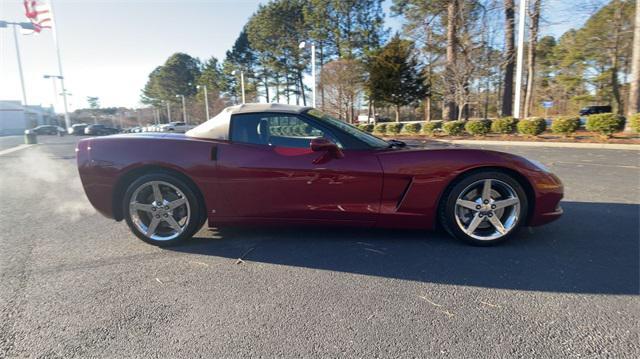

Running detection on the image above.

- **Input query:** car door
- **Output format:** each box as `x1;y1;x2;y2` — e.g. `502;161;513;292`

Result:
213;112;383;224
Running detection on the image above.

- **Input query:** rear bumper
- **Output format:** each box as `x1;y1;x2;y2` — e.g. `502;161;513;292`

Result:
77;138;117;220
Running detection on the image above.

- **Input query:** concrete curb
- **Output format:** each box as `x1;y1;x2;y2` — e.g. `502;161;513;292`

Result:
0;144;35;156
433;139;640;151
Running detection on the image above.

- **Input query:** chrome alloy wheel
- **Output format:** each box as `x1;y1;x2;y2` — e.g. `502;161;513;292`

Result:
128;180;191;241
454;179;521;241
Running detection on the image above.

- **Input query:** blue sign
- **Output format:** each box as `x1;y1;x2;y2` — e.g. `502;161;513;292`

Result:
542;101;554;108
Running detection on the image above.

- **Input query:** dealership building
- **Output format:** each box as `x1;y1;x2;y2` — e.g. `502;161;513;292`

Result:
0;101;58;135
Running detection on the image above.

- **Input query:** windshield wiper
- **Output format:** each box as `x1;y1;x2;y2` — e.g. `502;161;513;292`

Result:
387;139;407;148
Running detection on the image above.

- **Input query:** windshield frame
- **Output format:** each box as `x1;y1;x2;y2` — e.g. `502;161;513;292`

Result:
304;109;390;149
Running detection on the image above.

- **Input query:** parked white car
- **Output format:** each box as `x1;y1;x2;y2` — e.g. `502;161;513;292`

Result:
160;121;194;133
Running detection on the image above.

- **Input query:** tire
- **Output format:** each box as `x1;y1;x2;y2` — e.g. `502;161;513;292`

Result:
439;171;528;246
123;172;202;247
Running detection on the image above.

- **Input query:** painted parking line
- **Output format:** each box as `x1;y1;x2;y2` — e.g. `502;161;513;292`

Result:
551;161;640;170
0;144;35;156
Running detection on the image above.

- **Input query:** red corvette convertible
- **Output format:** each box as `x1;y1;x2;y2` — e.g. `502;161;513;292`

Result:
77;103;563;246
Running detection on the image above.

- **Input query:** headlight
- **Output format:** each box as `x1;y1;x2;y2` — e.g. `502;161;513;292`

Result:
527;159;550;172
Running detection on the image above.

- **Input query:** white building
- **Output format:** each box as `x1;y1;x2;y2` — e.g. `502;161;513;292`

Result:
0;101;57;135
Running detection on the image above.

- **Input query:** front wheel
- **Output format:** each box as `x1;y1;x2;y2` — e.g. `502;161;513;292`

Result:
123;173;202;246
439;171;528;246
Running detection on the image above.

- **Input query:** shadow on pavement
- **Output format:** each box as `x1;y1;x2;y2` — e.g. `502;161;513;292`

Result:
169;201;639;295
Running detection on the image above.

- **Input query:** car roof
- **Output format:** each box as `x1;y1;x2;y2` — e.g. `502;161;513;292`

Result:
186;103;312;140
229;103;311;115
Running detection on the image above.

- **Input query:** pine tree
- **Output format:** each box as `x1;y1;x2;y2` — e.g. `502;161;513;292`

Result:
367;35;427;122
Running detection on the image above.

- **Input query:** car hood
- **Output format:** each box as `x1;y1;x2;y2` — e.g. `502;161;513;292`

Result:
375;146;547;176
106;132;187;140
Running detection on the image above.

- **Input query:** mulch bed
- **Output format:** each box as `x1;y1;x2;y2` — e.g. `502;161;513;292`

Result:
383;130;640;145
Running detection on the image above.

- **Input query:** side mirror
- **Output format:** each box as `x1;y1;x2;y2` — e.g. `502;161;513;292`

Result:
310;137;344;159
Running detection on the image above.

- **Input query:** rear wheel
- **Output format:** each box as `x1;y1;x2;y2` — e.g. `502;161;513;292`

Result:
440;171;528;246
123;173;202;246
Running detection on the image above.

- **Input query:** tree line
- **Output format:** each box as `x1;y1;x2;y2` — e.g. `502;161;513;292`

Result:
140;0;639;124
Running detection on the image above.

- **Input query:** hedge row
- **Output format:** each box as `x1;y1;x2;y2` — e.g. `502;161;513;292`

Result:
631;113;640;133
356;113;632;137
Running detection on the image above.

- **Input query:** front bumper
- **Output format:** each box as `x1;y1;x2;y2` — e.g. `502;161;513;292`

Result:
528;172;564;226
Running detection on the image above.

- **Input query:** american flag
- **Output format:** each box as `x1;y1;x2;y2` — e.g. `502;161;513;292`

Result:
23;0;53;33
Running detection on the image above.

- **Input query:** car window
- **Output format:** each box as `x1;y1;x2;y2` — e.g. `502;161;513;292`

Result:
231;113;339;148
305;109;390;149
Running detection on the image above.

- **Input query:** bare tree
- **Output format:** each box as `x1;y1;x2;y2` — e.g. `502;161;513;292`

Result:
524;0;542;118
501;0;515;117
320;59;363;123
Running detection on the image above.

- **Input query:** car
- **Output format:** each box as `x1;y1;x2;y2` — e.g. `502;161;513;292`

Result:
68;123;88;135
84;124;120;136
77;103;563;247
579;105;612;116
356;115;391;124
160;121;194;133
27;125;66;136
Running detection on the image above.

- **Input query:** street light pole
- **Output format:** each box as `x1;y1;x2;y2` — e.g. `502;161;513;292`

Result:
231;70;246;104
299;41;316;107
240;71;245;104
165;101;171;123
0;21;34;107
513;0;528;119
197;85;210;119
44;74;63;112
176;94;187;124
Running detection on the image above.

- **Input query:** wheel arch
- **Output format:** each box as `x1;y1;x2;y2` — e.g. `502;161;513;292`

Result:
112;164;206;222
436;166;536;227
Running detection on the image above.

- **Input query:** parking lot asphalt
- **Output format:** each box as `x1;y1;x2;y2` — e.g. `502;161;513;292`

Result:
0;135;638;358
0;136;28;152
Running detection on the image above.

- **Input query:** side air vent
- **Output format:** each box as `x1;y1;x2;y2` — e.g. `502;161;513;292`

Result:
210;146;218;161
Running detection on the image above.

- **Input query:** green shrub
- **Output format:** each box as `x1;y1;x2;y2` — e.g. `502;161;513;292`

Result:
402;122;421;134
465;119;491;136
356;124;368;131
628;113;639;133
491;117;518;134
550;116;580;137
361;124;374;133
586;113;625;138
422;121;442;136
386;123;403;134
374;123;388;134
442;120;465;136
517;117;547;137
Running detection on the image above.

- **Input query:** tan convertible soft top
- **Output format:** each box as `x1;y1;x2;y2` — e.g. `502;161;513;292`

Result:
185;103;311;140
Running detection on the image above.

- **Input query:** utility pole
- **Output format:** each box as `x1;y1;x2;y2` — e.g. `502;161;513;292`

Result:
513;0;528;119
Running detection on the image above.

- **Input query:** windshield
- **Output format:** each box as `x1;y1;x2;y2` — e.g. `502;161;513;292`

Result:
305;109;389;149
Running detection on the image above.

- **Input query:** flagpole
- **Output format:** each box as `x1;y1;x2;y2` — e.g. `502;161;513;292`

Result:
12;24;28;107
48;0;71;129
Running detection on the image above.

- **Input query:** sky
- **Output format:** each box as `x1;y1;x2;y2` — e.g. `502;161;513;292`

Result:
0;0;593;112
